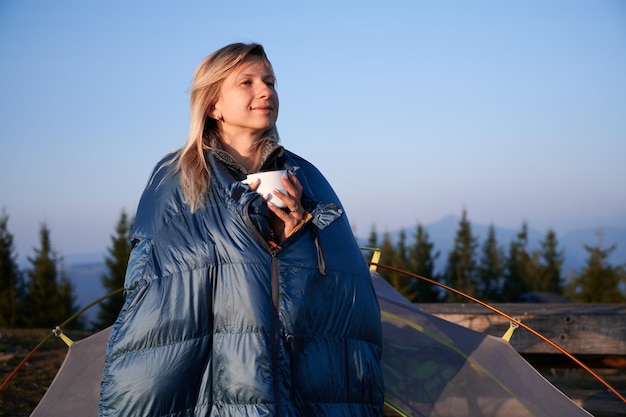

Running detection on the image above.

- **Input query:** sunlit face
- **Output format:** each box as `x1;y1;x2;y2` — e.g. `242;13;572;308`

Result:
212;55;279;140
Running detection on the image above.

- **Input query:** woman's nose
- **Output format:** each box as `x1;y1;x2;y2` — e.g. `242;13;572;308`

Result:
257;82;273;98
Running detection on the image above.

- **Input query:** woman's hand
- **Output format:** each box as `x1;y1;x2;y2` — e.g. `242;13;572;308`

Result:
266;172;304;242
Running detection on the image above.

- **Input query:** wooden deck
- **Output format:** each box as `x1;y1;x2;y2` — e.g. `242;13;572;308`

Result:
417;303;626;357
416;302;626;417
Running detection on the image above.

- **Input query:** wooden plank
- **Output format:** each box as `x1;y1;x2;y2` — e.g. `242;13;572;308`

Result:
564;389;626;417
416;303;626;356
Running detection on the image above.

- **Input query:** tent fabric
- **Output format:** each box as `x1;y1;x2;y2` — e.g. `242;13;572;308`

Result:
30;326;111;417
373;272;591;417
31;272;592;417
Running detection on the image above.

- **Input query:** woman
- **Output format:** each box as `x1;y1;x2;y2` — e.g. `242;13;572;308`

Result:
99;43;384;417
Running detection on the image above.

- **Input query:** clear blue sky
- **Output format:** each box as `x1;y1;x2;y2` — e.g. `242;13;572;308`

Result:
1;0;625;262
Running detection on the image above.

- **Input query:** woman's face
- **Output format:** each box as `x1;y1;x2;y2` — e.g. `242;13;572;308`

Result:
212;55;279;140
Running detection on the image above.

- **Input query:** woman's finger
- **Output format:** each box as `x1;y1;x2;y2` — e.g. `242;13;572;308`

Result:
249;178;261;191
281;172;302;198
271;190;302;217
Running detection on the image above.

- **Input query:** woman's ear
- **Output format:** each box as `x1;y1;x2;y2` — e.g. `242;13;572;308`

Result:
209;106;222;122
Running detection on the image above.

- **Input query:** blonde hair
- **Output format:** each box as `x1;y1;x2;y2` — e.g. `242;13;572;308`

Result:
176;43;279;211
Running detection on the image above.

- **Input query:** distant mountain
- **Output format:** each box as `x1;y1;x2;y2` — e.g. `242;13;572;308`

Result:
66;262;107;326
64;215;626;316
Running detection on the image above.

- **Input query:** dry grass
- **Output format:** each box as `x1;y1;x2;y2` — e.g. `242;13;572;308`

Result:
1;329;624;416
0;329;93;417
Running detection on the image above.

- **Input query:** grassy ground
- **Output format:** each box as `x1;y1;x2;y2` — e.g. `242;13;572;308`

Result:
0;328;92;417
1;329;625;416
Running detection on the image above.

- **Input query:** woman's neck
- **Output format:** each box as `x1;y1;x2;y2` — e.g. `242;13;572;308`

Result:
219;135;261;173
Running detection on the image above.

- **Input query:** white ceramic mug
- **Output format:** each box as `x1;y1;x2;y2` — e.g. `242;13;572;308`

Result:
242;169;288;208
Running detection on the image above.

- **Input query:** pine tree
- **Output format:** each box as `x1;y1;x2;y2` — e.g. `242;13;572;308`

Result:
477;224;506;301
501;222;532;301
535;229;564;294
392;229;418;300
22;224;80;328
96;210;133;329
379;231;403;292
567;234;626;302
362;224;380;266
407;223;441;302
0;210;23;328
444;210;479;302
57;261;83;329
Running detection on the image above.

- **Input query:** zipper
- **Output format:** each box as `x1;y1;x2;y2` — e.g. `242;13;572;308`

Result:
270;253;284;417
244;206;284;416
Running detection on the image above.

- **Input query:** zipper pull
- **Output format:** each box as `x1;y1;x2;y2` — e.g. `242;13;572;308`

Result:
268;240;282;255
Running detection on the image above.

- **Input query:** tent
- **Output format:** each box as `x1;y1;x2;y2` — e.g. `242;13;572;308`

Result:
30;271;592;417
373;272;591;417
29;326;110;417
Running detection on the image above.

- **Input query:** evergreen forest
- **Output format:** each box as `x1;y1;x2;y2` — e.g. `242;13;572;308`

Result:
1;207;625;331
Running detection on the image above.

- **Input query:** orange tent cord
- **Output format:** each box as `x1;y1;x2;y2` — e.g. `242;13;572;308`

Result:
370;261;626;404
0;288;123;393
0;340;47;392
3;269;624;404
